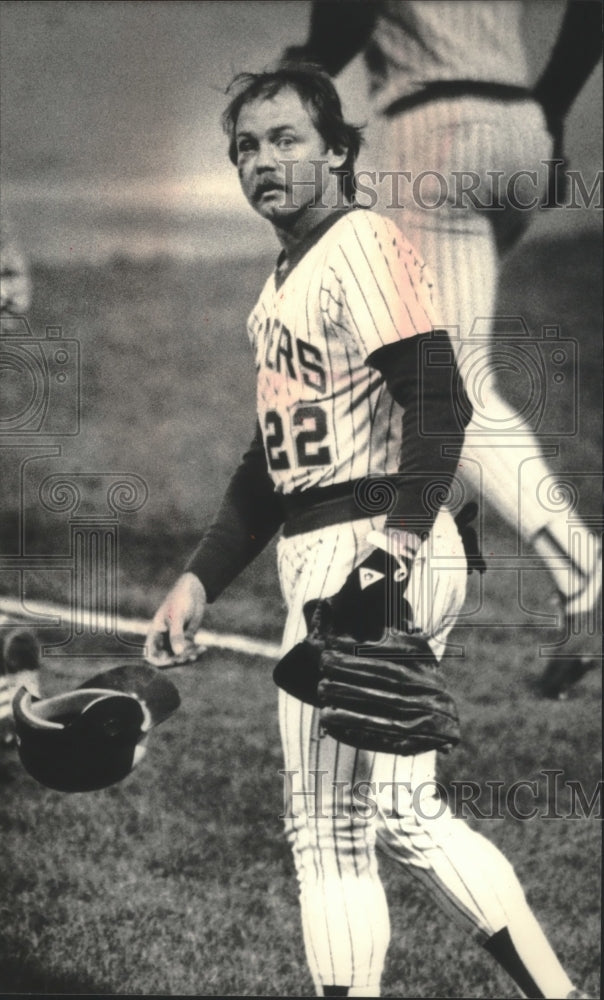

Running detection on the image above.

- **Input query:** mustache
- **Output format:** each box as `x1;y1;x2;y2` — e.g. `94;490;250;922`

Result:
254;179;287;197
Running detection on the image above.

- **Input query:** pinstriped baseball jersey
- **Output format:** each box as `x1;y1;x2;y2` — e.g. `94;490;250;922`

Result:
247;208;436;494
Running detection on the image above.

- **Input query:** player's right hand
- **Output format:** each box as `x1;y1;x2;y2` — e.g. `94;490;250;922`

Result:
144;572;207;667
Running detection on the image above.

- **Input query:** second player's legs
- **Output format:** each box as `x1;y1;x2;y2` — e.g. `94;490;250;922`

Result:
379;98;600;613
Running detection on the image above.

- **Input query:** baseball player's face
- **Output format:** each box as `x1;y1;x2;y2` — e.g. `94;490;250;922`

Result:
234;88;346;226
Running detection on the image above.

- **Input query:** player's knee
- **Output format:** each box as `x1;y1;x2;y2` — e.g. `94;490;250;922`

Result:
391;781;449;824
376;779;459;861
285;809;377;876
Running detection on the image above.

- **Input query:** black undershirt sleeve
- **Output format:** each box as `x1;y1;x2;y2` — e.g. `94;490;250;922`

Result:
368;331;472;534
284;0;378;76
533;0;602;129
185;423;284;603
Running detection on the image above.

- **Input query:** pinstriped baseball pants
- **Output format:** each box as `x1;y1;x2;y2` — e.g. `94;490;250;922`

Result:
276;511;532;993
376;97;564;544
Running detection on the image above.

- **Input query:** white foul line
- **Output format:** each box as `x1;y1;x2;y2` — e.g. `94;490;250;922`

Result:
0;595;281;661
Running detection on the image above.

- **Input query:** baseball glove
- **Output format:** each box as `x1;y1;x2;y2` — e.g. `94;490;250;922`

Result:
273;536;461;756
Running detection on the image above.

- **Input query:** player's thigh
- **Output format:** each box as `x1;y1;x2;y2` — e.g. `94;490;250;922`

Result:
277;516;384;652
382;121;497;334
375;97;551;331
377;96;552;220
279;690;377;832
277;517;385;802
409;217;497;341
279;689;377;868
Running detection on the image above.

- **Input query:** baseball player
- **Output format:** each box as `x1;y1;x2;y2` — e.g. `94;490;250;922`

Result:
283;0;602;693
145;65;591;999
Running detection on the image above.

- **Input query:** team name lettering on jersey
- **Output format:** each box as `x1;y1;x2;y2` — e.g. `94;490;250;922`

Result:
262;318;327;394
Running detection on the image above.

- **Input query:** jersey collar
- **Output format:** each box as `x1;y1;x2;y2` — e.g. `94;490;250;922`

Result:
274;205;359;291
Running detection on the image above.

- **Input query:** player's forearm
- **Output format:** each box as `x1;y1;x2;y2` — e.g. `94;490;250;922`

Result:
286;0;378;75
185;425;284;602
533;0;602;124
369;332;471;533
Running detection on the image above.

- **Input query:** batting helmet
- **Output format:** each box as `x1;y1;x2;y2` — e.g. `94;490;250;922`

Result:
12;662;180;792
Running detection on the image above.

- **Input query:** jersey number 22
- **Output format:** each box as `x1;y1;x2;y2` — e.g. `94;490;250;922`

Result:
265;406;331;469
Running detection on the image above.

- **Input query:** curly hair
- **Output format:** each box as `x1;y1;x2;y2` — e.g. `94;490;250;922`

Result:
222;63;364;203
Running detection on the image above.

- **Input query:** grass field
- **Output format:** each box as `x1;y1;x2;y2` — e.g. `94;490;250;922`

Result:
0;229;601;997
